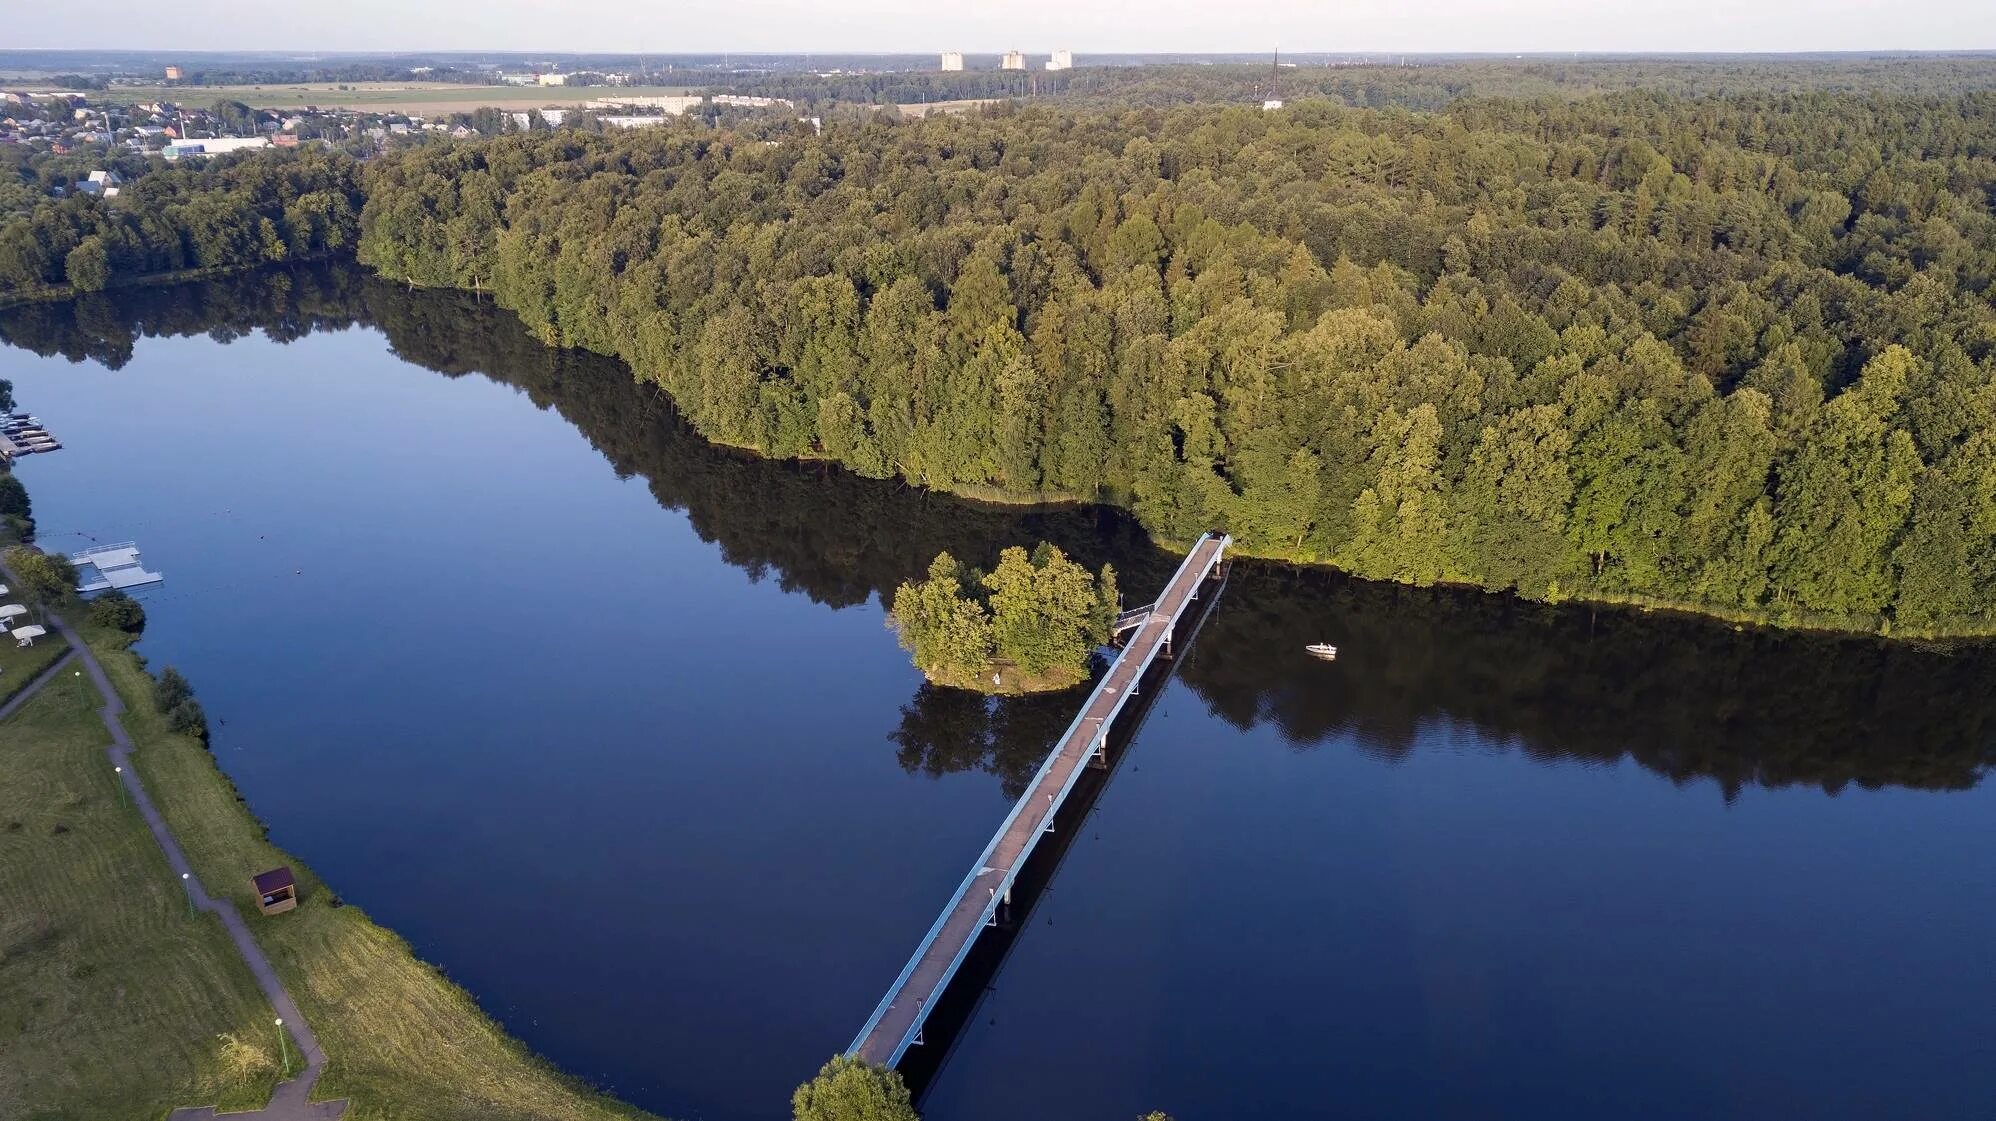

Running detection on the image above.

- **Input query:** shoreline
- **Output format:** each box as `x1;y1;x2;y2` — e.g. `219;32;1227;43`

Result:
0;255;343;313
75;621;664;1120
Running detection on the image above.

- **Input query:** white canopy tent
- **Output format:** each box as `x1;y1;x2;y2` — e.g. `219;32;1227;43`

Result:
0;604;27;624
11;624;46;646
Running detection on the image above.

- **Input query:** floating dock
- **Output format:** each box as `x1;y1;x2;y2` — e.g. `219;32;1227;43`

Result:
0;412;61;460
71;542;164;593
847;532;1231;1068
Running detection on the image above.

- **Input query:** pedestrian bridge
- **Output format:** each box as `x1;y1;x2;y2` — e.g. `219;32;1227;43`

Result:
847;532;1232;1068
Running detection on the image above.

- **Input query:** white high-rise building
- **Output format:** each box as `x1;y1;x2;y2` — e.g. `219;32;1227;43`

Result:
1046;50;1073;71
940;51;964;71
1000;51;1025;70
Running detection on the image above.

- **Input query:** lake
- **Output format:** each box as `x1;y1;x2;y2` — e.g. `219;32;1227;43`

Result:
5;267;1994;1120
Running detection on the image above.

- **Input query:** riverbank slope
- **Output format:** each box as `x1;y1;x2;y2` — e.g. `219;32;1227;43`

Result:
74;617;664;1121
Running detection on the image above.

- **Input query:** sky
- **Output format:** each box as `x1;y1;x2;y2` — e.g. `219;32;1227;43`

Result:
9;0;1994;55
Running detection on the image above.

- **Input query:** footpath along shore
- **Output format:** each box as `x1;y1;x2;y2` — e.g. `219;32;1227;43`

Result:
0;555;344;1119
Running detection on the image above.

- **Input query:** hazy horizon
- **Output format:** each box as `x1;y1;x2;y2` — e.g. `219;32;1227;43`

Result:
9;0;1994;57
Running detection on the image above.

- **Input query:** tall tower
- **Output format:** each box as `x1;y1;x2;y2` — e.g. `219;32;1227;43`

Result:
1046;50;1073;71
1000;51;1025;70
940;51;964;72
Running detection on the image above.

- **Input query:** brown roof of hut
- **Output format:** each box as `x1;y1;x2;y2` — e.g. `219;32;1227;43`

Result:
253;866;295;894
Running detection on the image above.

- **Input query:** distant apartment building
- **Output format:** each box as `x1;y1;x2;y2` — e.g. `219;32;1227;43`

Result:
1046;50;1073;71
711;94;793;109
940;52;964;72
161;136;270;160
164;65;182;81
585;95;704;114
1000;51;1025;70
600;115;669;129
508;110;570;129
537;73;569;86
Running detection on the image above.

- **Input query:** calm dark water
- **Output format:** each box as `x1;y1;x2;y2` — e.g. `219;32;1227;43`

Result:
5;269;1995;1121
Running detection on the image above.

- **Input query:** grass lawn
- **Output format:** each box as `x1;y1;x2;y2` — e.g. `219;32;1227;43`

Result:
80;623;661;1121
0;626;72;706
0;666;283;1121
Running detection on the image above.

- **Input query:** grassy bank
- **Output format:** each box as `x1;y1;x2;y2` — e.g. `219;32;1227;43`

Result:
0;655;283;1121
74;622;663;1121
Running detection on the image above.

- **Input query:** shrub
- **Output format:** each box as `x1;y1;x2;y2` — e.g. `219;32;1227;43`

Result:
153;666;194;712
166;698;209;740
86;590;146;633
0;471;29;520
215;1032;274;1080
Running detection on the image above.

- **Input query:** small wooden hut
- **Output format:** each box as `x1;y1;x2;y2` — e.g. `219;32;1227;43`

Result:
252;866;297;915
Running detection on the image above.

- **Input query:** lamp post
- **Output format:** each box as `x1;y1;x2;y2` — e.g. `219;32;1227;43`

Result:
181;871;194;919
274;1017;290;1076
113;764;126;807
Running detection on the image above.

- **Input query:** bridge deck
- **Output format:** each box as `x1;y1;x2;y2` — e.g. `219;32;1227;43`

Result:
849;533;1230;1067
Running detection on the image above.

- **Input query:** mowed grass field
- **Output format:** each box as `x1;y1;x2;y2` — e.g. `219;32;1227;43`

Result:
0;630;72;706
896;98;1002;118
94;82;698;115
0;659;282;1121
83;624;659;1121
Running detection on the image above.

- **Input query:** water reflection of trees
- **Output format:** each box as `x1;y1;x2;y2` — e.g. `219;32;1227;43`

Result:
7;265;1992;797
889;683;1086;801
1182;564;1996;796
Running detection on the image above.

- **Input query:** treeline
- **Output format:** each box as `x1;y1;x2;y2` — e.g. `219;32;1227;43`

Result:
0;151;363;297
726;58;1996;112
347;92;1996;636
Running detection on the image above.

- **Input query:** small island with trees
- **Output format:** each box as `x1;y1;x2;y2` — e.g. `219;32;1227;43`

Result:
890;543;1118;693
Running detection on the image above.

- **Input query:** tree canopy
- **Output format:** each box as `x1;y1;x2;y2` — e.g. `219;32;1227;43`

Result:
11;77;1996;637
892;544;1117;691
790;1055;918;1121
4;545;76;604
0;151;362;297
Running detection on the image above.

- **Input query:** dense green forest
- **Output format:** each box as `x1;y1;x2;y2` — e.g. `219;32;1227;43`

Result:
724;58;1996;112
6;74;1996;636
0;151;362;295
7;265;1994;796
345;91;1996;636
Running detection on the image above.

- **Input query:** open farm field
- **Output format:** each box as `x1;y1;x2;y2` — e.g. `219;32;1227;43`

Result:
89;82;698;114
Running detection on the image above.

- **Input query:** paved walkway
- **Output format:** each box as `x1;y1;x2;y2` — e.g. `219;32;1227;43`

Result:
0;564;345;1120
